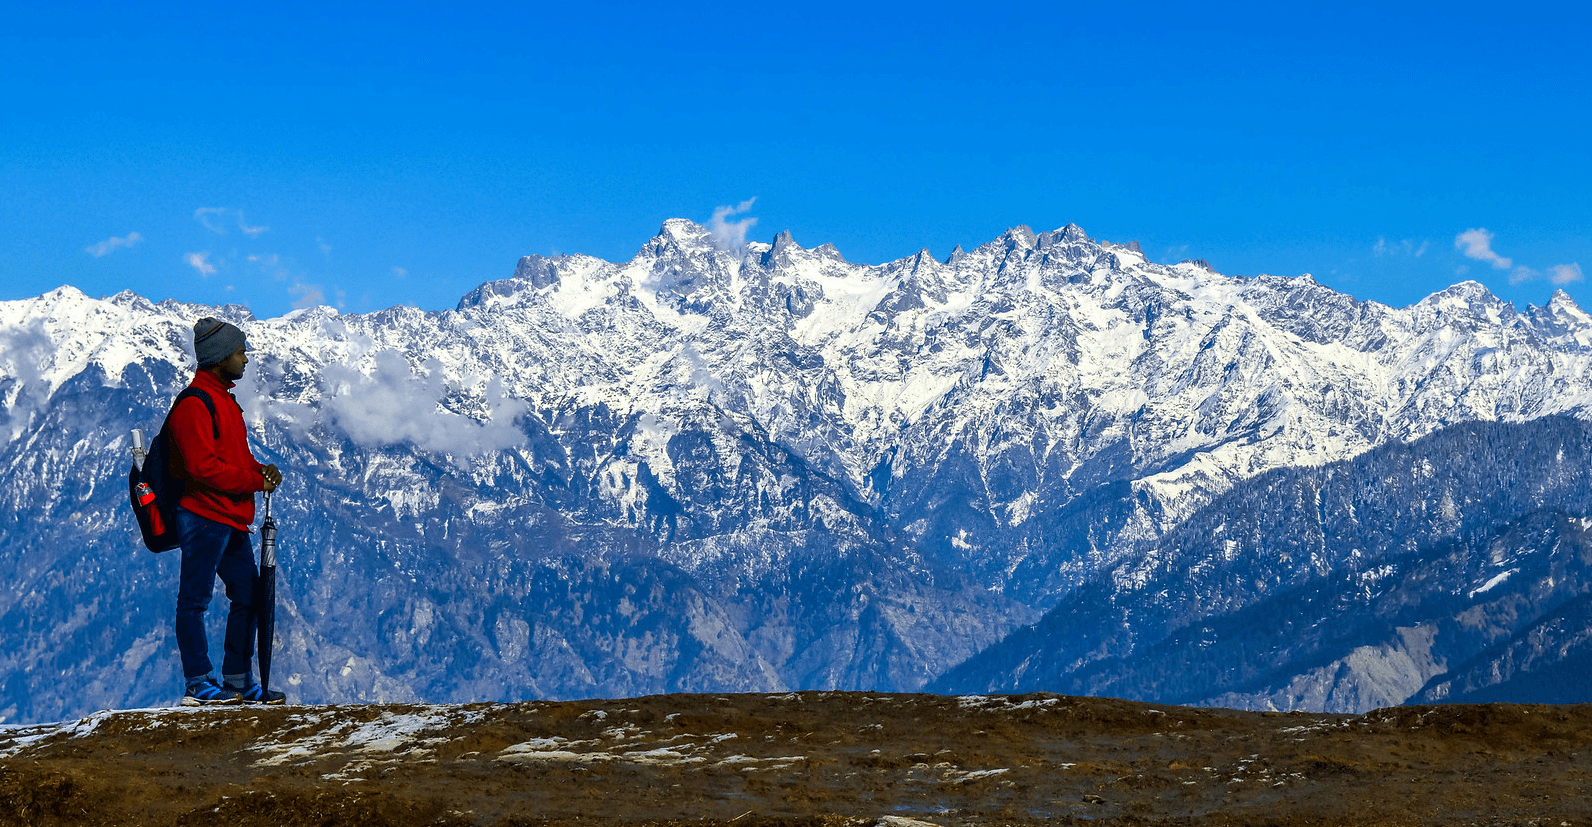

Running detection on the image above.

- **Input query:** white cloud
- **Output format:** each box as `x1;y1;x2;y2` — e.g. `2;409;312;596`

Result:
1502;261;1584;287
1551;263;1584;285
184;251;217;277
392;266;408;278
1454;228;1513;270
319;350;528;462
86;231;143;257
317;237;332;255
707;198;758;251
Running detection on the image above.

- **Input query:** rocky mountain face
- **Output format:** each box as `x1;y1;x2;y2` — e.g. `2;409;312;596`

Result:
930;416;1592;712
3;220;1591;723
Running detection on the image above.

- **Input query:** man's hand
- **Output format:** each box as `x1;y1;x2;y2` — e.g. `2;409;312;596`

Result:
262;463;283;493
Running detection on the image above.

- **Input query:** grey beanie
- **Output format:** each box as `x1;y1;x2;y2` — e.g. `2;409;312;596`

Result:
193;317;246;367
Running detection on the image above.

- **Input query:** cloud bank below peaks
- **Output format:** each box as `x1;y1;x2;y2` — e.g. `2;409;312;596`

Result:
318;350;529;462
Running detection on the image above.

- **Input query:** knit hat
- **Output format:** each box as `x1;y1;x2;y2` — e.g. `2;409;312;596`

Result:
193;317;246;367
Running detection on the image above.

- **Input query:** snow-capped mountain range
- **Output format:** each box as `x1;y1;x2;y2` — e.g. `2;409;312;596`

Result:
3;220;1591;723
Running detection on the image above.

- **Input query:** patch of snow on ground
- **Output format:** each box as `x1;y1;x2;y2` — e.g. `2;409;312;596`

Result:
1470;568;1518;598
252;706;484;768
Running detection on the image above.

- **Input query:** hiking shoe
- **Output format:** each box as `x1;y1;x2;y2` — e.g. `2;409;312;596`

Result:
228;683;287;705
181;679;242;706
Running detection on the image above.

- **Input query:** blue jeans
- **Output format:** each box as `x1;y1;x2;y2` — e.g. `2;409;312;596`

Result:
175;508;258;682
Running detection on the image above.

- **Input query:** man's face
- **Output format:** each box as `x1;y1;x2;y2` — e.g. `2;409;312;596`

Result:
217;345;248;382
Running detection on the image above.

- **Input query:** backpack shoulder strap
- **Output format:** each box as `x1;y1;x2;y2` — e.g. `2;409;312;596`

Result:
171;387;220;439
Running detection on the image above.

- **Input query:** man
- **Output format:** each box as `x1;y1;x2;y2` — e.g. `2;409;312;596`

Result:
170;317;286;705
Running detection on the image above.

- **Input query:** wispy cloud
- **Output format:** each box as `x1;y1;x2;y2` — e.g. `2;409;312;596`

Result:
317;237;332;255
392;266;408;278
248;253;291;281
1374;237;1428;257
238;215;268;237
707;198;758;250
85;231;143;257
184;251;217;277
194;207;268;236
1454;228;1513;270
289;281;325;309
195;207;229;233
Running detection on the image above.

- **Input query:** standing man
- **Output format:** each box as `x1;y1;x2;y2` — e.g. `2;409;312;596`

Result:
170;317;286;705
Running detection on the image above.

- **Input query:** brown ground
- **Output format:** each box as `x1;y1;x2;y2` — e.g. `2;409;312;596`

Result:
1;692;1588;826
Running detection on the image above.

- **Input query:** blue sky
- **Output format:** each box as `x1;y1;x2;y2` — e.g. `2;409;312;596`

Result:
4;1;1588;319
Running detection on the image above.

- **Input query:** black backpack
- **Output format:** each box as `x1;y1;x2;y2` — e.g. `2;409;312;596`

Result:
129;388;217;552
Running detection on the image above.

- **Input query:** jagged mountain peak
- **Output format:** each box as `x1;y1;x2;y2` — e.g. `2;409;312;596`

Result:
1408;279;1521;331
1034;223;1091;249
999;224;1038;252
1529;289;1592;348
463;221;1134;325
1420;278;1506;307
656;217;714;248
758;228;817;269
1538;288;1591;323
39;284;89;303
1548;288;1584;311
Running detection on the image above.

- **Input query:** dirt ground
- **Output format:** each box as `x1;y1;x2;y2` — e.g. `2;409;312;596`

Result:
1;692;1589;826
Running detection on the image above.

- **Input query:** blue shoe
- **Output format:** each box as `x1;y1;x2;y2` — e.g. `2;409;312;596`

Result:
227;682;287;705
181;679;241;706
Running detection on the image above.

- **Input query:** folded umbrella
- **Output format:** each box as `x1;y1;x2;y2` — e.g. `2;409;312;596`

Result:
255;490;278;694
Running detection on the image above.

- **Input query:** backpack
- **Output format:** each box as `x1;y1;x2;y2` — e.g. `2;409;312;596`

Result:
128;388;218;552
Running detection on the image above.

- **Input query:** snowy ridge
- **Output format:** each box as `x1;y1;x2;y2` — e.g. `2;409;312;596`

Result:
8;223;1592;571
6;221;1592;577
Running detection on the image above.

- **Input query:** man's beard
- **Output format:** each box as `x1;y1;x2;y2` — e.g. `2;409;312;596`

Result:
221;364;245;382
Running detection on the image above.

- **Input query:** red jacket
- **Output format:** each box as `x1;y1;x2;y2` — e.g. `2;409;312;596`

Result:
169;370;266;532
